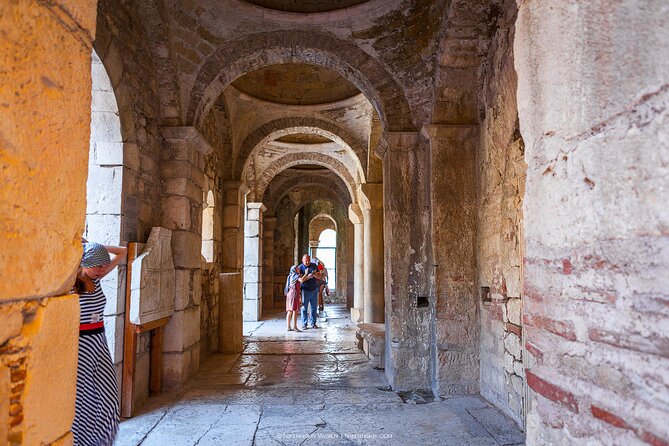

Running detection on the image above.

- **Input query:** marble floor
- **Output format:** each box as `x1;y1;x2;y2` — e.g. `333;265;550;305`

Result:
114;305;525;446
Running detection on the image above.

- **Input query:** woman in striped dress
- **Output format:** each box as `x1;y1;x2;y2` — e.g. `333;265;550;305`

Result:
72;241;126;446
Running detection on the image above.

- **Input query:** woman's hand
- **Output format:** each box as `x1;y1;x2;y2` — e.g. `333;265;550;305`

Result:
99;245;128;277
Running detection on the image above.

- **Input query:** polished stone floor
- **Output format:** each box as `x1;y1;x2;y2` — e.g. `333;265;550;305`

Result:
114;305;525;445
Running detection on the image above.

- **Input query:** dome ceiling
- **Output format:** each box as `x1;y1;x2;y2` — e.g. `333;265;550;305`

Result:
242;0;369;13
232;63;360;105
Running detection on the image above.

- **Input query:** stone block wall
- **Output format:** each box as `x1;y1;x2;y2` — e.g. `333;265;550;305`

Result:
198;104;228;356
515;1;669;443
0;1;97;443
476;0;526;427
94;0;168;407
160;127;211;389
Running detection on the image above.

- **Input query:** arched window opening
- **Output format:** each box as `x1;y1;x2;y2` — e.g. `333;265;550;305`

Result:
202;190;215;262
317;228;337;290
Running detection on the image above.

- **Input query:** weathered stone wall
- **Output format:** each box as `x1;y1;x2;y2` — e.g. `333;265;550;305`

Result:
515;1;669;443
198;103;229;356
381;133;433;392
0;1;97;443
96;0;173;408
96;0;164;243
476;0;526;427
426;126;479;396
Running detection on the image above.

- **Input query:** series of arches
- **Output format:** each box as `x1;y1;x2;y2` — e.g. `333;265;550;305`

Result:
88;1;417;412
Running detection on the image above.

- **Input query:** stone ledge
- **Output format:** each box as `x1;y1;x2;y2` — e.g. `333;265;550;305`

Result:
356;323;385;370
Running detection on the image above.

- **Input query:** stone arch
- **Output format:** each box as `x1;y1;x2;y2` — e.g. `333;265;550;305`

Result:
85;45;141;398
234;117;368;181
187;30;416;132
274;187;347;219
310;213;338;241
225;0;403;25
249;153;357;203
87;48;124;245
264;175;350;215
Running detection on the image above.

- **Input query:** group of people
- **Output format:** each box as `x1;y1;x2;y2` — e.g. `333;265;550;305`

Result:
284;254;329;332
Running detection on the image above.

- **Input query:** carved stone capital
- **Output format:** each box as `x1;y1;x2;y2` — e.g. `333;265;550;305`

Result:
161;126;213;156
375;131;421;159
358;183;383;210
420;124;478;141
348;203;364;224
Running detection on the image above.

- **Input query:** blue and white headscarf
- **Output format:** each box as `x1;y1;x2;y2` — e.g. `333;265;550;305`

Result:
81;242;111;268
284;265;299;295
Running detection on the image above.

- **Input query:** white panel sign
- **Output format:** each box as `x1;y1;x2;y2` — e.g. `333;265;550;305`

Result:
129;227;175;325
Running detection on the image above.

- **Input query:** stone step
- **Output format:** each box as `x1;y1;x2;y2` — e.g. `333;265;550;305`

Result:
356;323;385;370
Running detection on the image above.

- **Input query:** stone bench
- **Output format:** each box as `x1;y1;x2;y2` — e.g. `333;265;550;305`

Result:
355;323;385;370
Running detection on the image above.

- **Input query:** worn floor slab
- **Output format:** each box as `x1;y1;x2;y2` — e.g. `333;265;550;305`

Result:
115;305;524;445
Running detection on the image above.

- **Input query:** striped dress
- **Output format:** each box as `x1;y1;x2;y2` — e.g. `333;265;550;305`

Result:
72;278;119;446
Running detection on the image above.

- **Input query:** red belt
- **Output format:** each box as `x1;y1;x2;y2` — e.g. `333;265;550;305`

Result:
80;322;104;331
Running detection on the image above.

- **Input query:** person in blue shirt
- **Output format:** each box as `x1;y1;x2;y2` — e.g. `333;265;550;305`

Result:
298;254;322;329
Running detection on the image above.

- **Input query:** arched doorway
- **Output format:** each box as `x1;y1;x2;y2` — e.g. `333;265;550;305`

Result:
85;49;125;398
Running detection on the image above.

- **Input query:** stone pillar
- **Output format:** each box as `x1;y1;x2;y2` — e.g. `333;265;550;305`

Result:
219;181;245;353
309;240;320;259
243;202;265;321
422;124;479;396
349;204;365;323
359;184;384;324
346;220;355;309
515;2;669;444
378;132;433;392
160;126;213;390
0;2;97;443
262;216;277;314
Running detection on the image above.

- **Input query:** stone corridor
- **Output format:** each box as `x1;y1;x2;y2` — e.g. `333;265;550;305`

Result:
2;1;668;445
115;305;524;446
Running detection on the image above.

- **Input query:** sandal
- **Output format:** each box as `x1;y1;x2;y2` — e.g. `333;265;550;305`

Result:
287;328;294;332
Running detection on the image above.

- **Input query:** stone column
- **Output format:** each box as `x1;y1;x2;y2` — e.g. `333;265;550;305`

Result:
309;240;320;259
243;202;265;321
160;126;212;389
262;216;277;315
349;204;365;323
422;124;479;396
219;181;245;353
359;184;384;324
515;3;669;444
377;132;433;392
346;220;355;309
